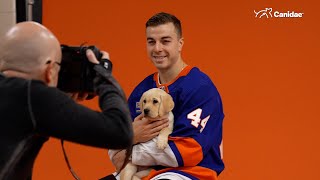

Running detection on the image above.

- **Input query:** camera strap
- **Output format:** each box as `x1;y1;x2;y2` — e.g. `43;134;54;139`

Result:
94;59;133;174
57;59;116;180
61;140;81;180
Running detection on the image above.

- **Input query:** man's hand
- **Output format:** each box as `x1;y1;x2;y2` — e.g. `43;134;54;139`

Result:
86;49;109;64
112;149;127;172
68;92;88;101
133;114;169;144
67;50;110;101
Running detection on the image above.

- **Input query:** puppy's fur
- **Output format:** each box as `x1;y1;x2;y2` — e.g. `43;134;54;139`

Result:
120;88;175;180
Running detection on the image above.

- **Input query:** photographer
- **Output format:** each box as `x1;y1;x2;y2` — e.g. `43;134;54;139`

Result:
0;21;133;180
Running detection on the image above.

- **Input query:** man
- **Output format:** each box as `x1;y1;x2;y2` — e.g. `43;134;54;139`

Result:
0;21;133;180
110;12;224;180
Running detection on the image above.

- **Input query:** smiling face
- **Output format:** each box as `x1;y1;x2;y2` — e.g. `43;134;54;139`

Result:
146;22;184;71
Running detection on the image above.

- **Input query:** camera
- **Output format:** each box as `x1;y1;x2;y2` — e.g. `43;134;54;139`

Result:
57;45;102;99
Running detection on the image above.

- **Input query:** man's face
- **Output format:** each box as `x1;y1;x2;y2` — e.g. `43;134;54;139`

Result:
146;23;183;70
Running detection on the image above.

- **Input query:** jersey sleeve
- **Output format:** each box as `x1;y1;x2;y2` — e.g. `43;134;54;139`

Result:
131;80;224;173
169;82;224;169
128;90;141;121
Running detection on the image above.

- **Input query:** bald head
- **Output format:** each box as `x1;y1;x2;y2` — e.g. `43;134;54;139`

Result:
0;21;61;77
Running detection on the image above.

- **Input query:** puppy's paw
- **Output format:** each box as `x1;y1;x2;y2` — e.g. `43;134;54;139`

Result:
157;137;168;150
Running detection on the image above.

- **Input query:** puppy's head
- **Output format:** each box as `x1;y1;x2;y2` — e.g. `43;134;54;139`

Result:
139;88;174;119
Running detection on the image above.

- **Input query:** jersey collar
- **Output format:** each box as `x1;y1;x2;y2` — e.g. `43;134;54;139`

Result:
153;65;192;93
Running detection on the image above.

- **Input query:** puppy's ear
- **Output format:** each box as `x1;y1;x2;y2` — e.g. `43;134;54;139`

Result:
161;93;174;114
139;93;145;115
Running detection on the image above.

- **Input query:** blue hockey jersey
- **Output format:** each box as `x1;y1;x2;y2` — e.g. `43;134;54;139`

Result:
128;66;224;180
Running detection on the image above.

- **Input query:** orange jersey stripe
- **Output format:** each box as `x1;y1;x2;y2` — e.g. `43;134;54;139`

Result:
142;166;218;180
169;136;203;166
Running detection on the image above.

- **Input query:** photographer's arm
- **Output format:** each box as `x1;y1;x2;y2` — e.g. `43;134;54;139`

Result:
29;51;133;149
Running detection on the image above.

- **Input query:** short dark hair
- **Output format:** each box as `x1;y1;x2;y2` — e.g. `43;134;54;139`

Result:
146;12;182;38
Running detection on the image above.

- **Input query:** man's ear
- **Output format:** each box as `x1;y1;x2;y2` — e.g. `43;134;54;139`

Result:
44;62;54;85
139;93;145;115
178;37;184;52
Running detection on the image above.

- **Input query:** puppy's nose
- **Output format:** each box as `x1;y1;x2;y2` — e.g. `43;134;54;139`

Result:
144;109;150;115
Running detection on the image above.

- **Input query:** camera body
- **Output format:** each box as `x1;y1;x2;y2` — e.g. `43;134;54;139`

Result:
57;45;102;97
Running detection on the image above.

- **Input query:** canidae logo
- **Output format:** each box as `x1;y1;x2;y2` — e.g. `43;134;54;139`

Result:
254;8;304;18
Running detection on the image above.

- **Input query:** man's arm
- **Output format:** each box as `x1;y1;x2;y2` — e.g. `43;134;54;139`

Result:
109;114;169;171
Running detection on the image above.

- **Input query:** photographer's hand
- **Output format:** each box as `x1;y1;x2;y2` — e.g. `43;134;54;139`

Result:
86;49;109;64
68;92;88;101
68;50;111;101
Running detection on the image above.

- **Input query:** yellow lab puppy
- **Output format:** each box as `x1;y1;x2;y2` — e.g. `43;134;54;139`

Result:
120;88;175;180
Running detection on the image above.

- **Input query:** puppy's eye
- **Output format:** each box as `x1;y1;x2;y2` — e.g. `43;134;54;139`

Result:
153;99;158;104
143;100;146;103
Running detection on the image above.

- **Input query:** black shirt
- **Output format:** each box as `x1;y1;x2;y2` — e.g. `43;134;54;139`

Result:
0;67;133;180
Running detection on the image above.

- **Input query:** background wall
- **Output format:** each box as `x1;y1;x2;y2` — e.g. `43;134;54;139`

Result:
33;0;320;179
0;0;16;36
